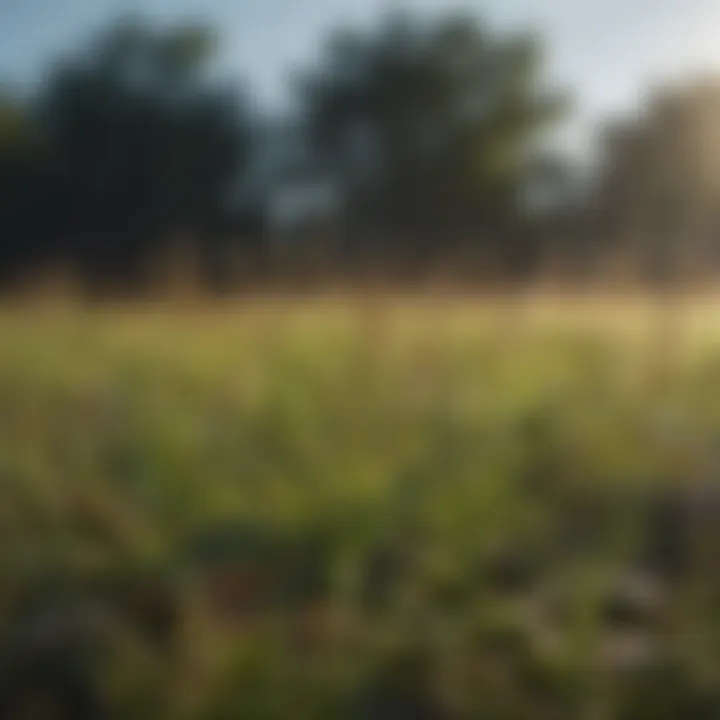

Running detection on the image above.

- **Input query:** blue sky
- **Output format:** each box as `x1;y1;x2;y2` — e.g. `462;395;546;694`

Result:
4;0;720;152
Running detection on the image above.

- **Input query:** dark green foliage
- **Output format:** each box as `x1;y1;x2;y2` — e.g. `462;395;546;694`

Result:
298;11;567;264
0;18;253;290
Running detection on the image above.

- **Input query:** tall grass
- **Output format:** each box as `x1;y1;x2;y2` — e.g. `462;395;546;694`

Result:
3;294;720;718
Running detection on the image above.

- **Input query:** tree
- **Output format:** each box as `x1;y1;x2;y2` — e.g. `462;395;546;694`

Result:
0;91;41;280
31;17;252;289
594;77;720;283
296;11;567;269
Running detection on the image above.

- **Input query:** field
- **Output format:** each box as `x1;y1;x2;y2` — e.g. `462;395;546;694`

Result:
4;294;720;718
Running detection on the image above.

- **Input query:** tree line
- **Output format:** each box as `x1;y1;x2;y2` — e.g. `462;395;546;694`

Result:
1;11;719;292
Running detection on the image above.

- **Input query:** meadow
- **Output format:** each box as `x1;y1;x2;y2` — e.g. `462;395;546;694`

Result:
3;293;720;718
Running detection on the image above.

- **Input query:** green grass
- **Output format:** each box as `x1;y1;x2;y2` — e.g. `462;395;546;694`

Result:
3;295;720;718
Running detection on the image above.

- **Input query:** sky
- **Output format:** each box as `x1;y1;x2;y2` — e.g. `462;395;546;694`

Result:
4;0;720;154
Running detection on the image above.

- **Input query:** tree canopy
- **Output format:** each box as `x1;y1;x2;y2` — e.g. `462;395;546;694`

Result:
595;78;720;281
297;12;567;263
0;10;576;288
1;18;252;289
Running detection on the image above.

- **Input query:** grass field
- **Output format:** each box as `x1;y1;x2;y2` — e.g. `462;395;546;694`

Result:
4;294;720;718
